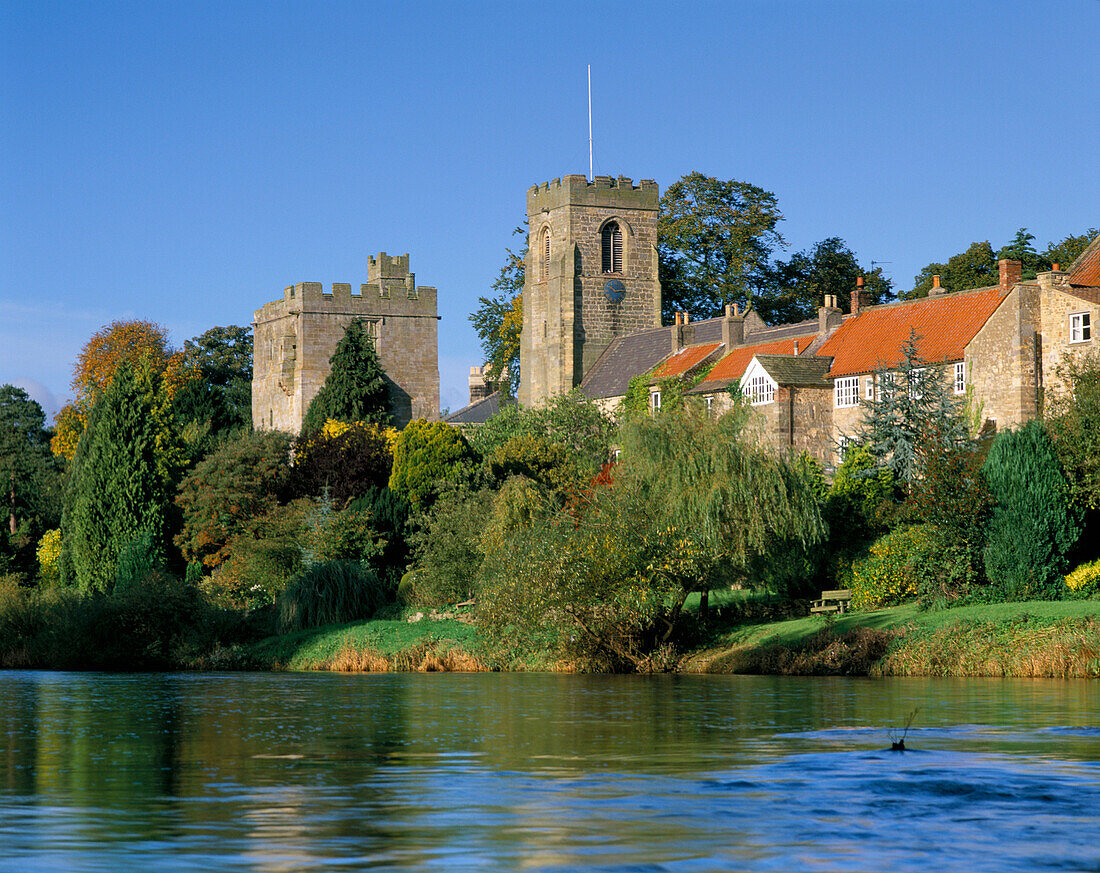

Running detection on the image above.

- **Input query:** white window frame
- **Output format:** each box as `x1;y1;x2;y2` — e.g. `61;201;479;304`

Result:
650;389;661;413
909;367;926;400
704;395;714;415
864;376;875;400
741;360;777;406
834;376;859;408
1070;311;1092;343
954;361;966;394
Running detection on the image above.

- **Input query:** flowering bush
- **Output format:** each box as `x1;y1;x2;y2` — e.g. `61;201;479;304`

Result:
849;525;933;609
1065;559;1100;596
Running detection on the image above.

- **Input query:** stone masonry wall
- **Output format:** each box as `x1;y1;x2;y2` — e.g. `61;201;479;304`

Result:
966;284;1039;431
253;253;439;432
1038;276;1100;401
521;175;661;407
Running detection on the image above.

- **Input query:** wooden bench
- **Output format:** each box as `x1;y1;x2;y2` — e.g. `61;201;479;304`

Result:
811;589;852;615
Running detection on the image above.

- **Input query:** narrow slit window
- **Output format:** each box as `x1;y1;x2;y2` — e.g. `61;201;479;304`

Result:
602;222;622;273
954;361;966;394
540;228;551;282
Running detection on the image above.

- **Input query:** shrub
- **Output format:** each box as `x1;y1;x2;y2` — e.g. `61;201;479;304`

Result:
36;529;61;585
289;421;392;503
389;419;477;508
485;434;575;497
278;561;388;632
849;526;932;610
406;484;493;606
174;429;293;569
983;421;1082;600
1065;559;1100;597
113;530;163;593
347;487;412;583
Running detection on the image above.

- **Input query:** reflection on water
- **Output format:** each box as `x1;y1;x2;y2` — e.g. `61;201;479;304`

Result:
0;672;1098;872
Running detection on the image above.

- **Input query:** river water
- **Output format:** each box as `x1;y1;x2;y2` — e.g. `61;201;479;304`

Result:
0;671;1097;872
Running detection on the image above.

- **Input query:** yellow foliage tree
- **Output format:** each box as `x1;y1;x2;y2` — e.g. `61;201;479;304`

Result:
51;320;194;459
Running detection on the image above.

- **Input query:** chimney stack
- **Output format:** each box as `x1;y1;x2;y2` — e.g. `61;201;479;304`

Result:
999;259;1022;289
722;302;745;348
851;276;866;315
819;294;843;335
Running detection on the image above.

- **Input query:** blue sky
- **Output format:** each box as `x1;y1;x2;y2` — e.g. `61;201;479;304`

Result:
2;0;1098;419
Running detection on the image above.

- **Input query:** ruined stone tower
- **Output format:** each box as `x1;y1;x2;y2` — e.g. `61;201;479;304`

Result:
519;174;661;407
252;252;439;432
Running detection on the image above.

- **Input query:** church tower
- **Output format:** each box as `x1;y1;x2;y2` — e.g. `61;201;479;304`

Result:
519;174;661;407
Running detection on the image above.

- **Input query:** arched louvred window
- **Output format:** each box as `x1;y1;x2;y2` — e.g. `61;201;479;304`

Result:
602;221;623;273
540;228;551;281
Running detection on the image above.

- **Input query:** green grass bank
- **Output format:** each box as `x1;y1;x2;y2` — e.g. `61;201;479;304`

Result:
240;598;1100;677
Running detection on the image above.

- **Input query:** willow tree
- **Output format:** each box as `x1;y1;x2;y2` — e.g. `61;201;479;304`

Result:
478;404;825;670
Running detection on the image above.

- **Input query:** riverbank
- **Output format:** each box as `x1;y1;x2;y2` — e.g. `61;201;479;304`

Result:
239;599;1100;678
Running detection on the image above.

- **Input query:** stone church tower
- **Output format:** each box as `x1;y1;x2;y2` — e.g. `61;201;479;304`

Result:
519;175;662;407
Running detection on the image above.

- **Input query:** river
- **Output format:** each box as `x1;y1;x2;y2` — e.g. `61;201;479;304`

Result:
0;671;1097;871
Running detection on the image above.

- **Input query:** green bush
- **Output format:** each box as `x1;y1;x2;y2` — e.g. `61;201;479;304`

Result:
389;419;476;507
983;421;1082;600
347;487;412;583
849;526;933;610
278;561;388;632
406;484;493;606
114;530;163;593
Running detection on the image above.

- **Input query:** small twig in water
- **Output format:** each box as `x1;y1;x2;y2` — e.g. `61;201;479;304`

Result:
889;707;919;751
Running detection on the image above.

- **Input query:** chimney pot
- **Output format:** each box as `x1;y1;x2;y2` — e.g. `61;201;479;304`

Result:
683;312;691;324
1053;263;1061;272
675;312;682;326
932;275;941;288
724;303;732;317
857;276;865;288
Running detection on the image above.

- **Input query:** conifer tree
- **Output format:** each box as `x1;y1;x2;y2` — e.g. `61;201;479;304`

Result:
302;320;391;432
61;365;168;593
982;421;1081;599
856;332;968;486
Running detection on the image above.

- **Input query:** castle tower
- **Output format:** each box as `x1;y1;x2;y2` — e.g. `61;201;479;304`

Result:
519;174;661;407
252;252;439;432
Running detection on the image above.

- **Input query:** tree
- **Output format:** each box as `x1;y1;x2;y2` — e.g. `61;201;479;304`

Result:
996;228;1050;280
174;429;293;569
0;386;62;575
857;333;969;486
175;325;253;433
389;419;477;508
762;237;893;323
479;406;825;669
61;365;173;593
469;227;525;398
982;421;1081;600
301;320;391;432
1043;229;1099;272
51;320;191;460
907;241;998;299
465;390;616;479
658;172;786;322
1045;351;1100;512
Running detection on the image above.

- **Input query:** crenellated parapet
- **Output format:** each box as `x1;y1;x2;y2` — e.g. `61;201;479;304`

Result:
528;174;659;213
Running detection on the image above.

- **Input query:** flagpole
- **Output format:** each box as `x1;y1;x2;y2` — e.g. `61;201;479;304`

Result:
588;65;593;182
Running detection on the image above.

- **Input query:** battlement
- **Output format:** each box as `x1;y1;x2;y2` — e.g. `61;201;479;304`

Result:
368;251;411;281
527;174;659;213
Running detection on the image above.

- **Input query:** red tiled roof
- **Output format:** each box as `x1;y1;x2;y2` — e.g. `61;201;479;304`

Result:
701;334;817;384
815;286;1008;377
651;342;722;377
1069;235;1100;286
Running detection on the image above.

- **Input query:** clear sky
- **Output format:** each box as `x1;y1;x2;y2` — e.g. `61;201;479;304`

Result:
2;0;1098;420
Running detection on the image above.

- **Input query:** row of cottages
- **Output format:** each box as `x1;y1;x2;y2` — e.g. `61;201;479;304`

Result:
572;236;1100;469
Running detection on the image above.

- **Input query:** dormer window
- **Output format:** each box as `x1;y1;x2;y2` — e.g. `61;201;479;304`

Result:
1071;312;1092;343
602;222;622;273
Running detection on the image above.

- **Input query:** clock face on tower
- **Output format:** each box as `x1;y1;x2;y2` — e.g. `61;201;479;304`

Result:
604;279;626;304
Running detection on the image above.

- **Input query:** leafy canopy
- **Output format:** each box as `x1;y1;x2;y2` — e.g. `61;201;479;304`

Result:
469;226;525;398
762;237;893;324
658;171;786;322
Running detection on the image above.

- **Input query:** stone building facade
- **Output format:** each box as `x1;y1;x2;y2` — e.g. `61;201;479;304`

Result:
252;252;439;432
519;175;662;408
